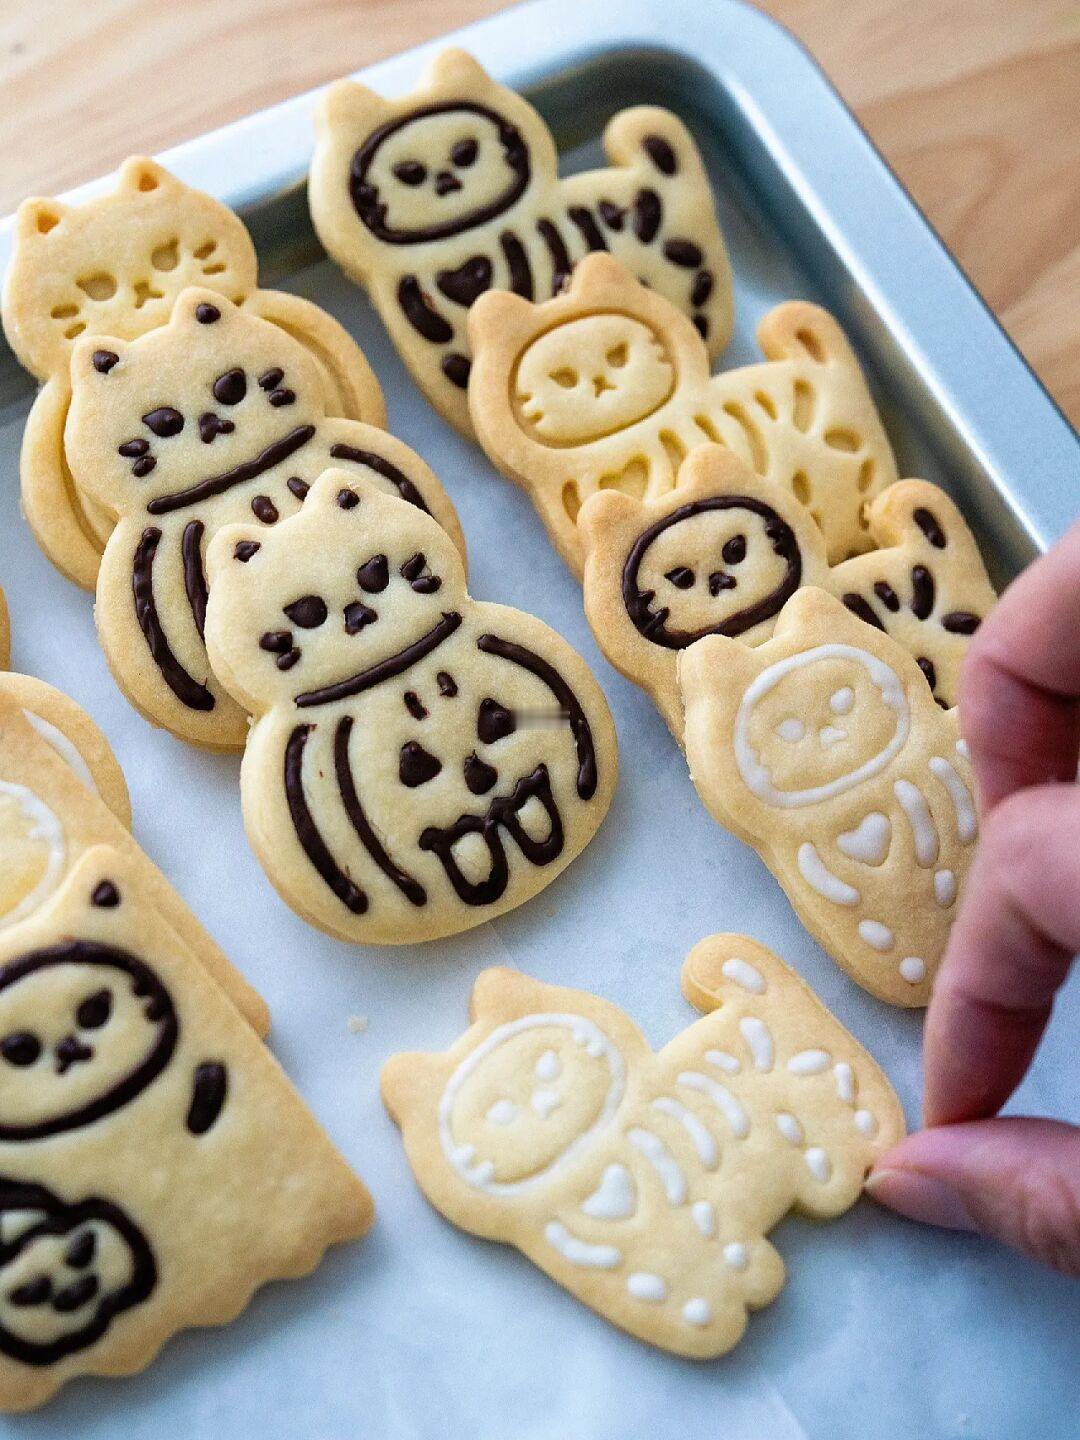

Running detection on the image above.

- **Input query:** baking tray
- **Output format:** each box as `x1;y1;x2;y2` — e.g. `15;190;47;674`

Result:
0;1;1077;1436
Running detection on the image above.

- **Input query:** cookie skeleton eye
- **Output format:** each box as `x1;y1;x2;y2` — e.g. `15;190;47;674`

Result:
75;989;112;1030
605;343;628;369
0;1032;41;1067
776;718;805;743
392;160;427;186
451;137;479;167
551;367;577;390
722;534;747;565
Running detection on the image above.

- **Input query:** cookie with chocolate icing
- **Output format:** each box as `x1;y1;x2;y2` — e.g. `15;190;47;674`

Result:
679;588;979;1007
382;940;903;1359
2;156;385;591
203;468;617;944
468;254;897;574
0;693;267;1035
310;49;733;436
580;447;830;741
580;451;994;739
65;289;464;750
0;847;370;1411
827;480;996;709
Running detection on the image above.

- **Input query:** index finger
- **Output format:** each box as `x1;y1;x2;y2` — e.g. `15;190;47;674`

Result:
960;516;1080;812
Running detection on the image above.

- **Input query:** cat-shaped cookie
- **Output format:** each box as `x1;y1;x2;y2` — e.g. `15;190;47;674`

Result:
828;480;996;709
2;156;384;590
382;939;903;1359
203;469;617;944
580;451;994;739
65;289;464;749
469;253;897;574
0;847;370;1410
310;49;733;436
679;588;979;1006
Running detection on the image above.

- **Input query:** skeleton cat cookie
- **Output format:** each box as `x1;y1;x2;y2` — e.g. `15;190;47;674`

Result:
0;694;268;1035
580;450;993;739
679;588;979;1006
310;49;733;436
203;469;617;945
469;254;897;574
66;289;463;749
382;941;903;1359
829;480;995;709
0;848;371;1411
2;156;384;591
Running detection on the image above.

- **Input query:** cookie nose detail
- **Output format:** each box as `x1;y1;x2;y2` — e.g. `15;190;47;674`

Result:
592;375;614;397
434;171;463;196
54;1036;93;1075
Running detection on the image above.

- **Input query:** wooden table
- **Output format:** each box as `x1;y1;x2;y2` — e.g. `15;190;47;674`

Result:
2;0;1077;424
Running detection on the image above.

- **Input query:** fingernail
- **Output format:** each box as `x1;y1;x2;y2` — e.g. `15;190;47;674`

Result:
865;1167;976;1232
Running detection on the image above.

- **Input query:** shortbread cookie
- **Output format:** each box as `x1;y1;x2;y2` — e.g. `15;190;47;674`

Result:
580;447;831;739
203;469;617;944
469;254;896;573
0;847;371;1411
2;156;385;591
679;587;979;1006
828;480;996;709
310;49;732;436
0;674;130;827
65;289;463;749
382;946;903;1359
580;451;993;738
0;695;267;1034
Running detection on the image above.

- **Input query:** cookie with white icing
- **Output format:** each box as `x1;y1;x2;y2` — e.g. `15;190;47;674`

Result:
828;480;996;709
203;468;617;945
65;289;463;749
0;694;267;1035
0;846;371;1411
0;674;130;828
580;451;993;740
468;253;897;573
2;156;384;591
310;49;733;436
382;942;903;1359
678;587;979;1006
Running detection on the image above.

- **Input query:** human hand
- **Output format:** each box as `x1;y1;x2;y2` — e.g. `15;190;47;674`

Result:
866;516;1080;1274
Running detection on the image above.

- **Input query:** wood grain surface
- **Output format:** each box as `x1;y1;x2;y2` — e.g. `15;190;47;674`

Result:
0;0;1077;422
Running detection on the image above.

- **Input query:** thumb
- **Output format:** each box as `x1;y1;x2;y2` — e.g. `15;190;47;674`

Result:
865;1117;1080;1276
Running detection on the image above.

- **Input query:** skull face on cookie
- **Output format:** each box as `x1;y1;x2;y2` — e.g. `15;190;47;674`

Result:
203;470;617;944
64;290;462;749
579;448;832;739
